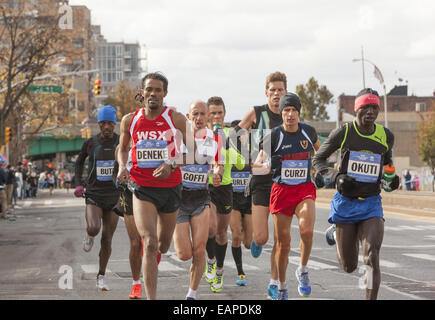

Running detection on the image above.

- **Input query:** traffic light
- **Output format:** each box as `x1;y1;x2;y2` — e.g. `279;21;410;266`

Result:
94;78;101;96
80;127;92;139
5;127;12;144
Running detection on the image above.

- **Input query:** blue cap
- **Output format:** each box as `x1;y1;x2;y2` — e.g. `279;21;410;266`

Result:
97;105;117;124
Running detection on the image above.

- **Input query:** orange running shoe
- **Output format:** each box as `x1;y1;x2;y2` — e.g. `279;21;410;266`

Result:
129;283;142;299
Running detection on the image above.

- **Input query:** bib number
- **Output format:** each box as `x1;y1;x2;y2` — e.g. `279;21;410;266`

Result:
281;160;308;185
231;171;251;192
136;140;168;168
347;151;381;183
96;160;115;182
181;165;209;189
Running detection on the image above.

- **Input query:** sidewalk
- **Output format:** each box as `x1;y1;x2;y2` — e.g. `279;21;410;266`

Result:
316;189;435;218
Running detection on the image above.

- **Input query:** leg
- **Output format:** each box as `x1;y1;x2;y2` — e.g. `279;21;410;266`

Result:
358;217;384;300
124;214;142;281
230;209;244;276
174;222;193;261
98;210;119;275
242;213;253;249
85;204;103;237
215;211;231;270
133;195;159;300
295;199;316;267
157;210;178;254
335;222;359;273
189;208;210;291
273;213;292;283
251;204;270;246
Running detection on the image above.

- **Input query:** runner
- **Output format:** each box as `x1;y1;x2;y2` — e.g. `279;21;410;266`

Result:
204;96;245;293
229;120;252;287
117;72;190;300
74;105;120;291
232;71;287;299
173;101;223;300
254;93;320;299
312;88;399;300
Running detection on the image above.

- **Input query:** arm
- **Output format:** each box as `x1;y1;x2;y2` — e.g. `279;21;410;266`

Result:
74;140;89;187
116;113;133;184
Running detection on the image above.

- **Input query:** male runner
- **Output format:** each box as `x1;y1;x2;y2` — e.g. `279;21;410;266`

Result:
74;105;120;291
232;71;287;299
117;72;190;300
204;96;245;293
174;100;223;300
254;93;320;299
312;88;399;300
229;120;252;287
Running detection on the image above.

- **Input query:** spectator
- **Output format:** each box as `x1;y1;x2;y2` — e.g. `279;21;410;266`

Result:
39;171;47;189
0;156;10;220
15;167;23;199
47;173;55;195
6;165;16;210
414;174;420;191
64;170;72;194
404;170;412;191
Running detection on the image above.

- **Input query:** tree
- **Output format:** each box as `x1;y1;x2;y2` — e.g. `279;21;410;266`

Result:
0;3;68;145
417;110;435;192
104;80;141;119
296;77;334;121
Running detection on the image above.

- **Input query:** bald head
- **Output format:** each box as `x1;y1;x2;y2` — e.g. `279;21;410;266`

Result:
188;100;208;131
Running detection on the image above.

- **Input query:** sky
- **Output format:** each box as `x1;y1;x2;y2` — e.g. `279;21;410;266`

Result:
70;0;435;122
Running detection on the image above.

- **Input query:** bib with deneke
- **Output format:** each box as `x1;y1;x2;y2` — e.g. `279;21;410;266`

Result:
136;139;169;168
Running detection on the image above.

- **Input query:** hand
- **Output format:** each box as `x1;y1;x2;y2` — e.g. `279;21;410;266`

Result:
212;173;222;187
152;162;172;180
117;166;129;184
314;172;325;189
382;174;400;192
74;185;85;198
336;174;356;197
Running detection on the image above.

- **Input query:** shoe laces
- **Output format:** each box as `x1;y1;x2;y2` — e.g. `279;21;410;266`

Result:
207;261;215;273
132;284;141;295
215;272;223;284
299;272;310;286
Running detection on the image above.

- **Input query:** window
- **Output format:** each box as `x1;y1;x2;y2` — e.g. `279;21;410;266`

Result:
73;38;84;48
9;0;19;9
392;104;400;112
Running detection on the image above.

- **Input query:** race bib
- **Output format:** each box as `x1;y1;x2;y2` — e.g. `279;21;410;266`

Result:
136;140;168;168
347;151;381;183
281;160;308;185
181;165;209;189
231;171;251;192
96;160;115;182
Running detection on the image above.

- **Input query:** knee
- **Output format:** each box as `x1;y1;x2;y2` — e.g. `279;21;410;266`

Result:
231;232;242;247
340;260;358;273
192;245;206;261
254;232;268;246
87;226;100;237
130;238;141;253
177;249;192;262
216;230;228;244
159;240;171;254
276;238;291;255
143;237;159;253
299;227;314;242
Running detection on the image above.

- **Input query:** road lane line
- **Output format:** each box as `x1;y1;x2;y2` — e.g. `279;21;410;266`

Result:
402;253;435;262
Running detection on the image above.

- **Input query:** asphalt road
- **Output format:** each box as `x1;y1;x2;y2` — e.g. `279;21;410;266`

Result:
1;188;435;301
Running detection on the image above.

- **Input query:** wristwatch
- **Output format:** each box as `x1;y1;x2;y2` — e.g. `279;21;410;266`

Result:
165;159;178;170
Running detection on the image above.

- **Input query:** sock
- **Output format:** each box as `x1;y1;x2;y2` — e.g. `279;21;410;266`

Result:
206;237;216;260
298;265;308;273
279;282;287;290
186;288;197;299
231;246;244;275
269;279;279;286
132;280;141;285
215;242;228;269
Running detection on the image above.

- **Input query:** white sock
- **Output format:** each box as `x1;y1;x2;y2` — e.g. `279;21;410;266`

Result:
269;279;279;286
279;282;287;290
132;280;141;285
298;265;308;273
208;258;216;264
187;288;197;299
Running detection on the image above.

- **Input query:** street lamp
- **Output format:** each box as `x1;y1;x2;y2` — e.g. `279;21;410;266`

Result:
352;58;388;128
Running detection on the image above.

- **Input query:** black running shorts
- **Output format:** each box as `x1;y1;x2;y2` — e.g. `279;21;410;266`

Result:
209;184;233;214
232;192;252;215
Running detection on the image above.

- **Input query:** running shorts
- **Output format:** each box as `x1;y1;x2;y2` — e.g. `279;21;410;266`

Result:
209;184;233;214
232;192;252;215
128;181;182;214
270;182;316;217
177;189;210;223
113;185;133;217
85;194;118;212
250;175;273;207
329;192;383;224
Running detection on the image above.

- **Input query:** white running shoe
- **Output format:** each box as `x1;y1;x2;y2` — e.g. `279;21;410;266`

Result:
83;234;94;252
96;275;110;291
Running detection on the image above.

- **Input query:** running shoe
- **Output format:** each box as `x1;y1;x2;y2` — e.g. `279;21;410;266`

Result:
278;289;288;300
250;240;262;258
83;234;94;252
325;224;336;246
236;274;246;286
210;271;224;293
295;269;311;297
157;252;162;265
267;284;279;300
186;296;196;300
96;275;110;291
129;283;142;299
205;259;216;283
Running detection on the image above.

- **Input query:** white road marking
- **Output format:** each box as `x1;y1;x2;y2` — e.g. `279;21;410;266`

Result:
402;253;435;262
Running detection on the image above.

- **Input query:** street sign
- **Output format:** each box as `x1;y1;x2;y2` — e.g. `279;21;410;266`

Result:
27;85;63;93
